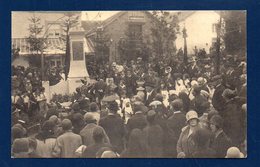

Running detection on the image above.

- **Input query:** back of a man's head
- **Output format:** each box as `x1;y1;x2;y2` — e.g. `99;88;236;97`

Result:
93;126;105;143
171;99;183;111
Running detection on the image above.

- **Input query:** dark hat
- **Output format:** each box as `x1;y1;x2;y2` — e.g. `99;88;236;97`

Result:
193;85;201;94
61;119;72;131
107;101;119;112
89;102;99;112
79;99;89;110
154;93;164;102
12;138;29;153
41;120;55;132
72;113;84;123
171;99;183;111
12;127;24;140
222;89;236;99
72;102;81;111
210;115;224;129
168;94;179;102
12;124;26;135
49;115;59;125
147;110;156;117
132;101;148;113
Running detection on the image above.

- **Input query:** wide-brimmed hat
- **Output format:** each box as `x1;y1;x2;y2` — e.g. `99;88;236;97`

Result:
225;147;244;158
186;110;199;122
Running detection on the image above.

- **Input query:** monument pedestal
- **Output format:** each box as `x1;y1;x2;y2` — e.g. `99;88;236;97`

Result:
67;26;89;94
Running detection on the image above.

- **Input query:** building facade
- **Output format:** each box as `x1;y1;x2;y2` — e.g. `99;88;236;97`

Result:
85;11;156;63
12;11;93;69
175;11;220;55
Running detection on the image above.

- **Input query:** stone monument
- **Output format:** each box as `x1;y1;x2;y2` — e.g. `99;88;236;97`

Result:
67;26;89;94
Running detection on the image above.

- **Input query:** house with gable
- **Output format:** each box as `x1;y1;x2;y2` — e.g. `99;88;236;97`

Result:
84;11;157;63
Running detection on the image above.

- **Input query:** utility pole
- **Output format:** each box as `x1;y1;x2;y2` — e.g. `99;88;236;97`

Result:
216;15;222;75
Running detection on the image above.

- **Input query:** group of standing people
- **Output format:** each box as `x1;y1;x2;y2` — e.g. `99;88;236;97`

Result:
11;55;247;158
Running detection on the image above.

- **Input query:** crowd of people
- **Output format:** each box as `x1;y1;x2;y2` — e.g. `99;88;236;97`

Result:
11;54;247;158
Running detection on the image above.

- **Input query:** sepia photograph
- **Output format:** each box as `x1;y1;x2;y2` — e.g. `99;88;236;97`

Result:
11;10;246;158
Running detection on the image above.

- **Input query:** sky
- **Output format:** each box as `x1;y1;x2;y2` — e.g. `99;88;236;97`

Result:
81;11;120;21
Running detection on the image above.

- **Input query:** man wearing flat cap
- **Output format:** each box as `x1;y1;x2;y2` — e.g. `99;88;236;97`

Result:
52;119;82;158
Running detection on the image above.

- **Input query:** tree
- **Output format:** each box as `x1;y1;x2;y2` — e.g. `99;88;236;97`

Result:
12;47;20;61
222;11;246;57
60;12;80;80
26;15;48;79
118;24;151;63
27;15;47;55
150;11;179;63
93;26;110;65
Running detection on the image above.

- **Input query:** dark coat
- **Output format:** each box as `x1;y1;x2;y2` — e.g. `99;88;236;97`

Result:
210;130;231;158
82;143;112;158
192;148;216;158
126;112;147;134
99;114;125;153
144;90;157;106
222;98;244;146
143;124;164;158
166;112;187;157
212;84;226;113
124;75;137;97
190;94;208;117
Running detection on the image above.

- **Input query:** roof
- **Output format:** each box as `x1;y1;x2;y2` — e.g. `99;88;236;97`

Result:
81;20;100;32
86;11;126;37
85;11;157;37
12;38;65;55
12;38;94;55
172;11;196;22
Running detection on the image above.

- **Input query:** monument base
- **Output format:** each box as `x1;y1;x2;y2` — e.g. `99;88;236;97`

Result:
67;77;86;94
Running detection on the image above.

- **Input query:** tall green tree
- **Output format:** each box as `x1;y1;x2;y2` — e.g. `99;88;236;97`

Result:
60;12;80;80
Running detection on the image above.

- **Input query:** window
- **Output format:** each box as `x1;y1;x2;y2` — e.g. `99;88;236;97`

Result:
212;23;218;33
50;57;62;67
46;23;61;38
128;24;143;40
212;37;217;46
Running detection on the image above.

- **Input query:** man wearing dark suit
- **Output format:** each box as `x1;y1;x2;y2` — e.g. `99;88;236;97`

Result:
144;81;157;106
126;101;148;139
99;101;125;153
166;99;187;157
